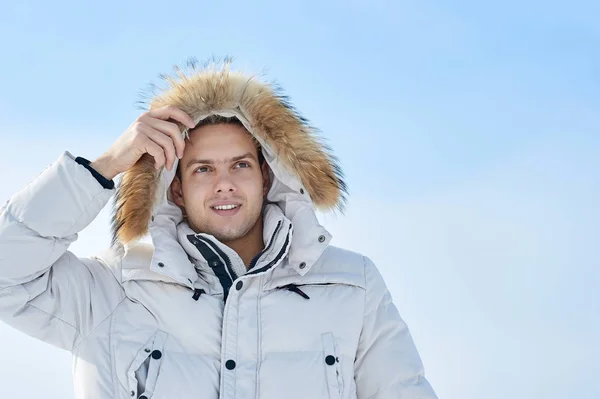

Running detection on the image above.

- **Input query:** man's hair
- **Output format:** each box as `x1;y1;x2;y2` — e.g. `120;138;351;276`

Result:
175;115;264;180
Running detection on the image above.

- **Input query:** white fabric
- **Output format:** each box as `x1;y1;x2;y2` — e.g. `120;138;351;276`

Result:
0;151;437;399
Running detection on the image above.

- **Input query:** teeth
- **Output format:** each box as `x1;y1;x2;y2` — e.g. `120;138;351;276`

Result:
213;204;238;210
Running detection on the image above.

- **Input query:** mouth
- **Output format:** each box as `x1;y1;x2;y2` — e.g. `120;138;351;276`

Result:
210;204;241;217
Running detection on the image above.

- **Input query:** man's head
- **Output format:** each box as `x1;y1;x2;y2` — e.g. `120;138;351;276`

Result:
170;116;270;245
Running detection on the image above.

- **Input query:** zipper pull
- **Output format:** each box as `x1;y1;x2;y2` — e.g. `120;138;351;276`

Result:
192;288;205;301
284;284;310;300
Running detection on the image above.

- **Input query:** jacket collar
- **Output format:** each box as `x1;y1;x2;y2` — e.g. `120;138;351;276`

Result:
177;204;292;276
131;202;330;288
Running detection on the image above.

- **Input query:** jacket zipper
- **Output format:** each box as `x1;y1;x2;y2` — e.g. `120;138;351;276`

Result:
247;224;292;276
281;284;310;299
196;236;237;282
276;283;334;300
248;220;283;270
192;288;205;301
190;235;235;301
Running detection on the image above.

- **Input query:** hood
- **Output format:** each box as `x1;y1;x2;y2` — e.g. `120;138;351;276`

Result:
111;57;347;254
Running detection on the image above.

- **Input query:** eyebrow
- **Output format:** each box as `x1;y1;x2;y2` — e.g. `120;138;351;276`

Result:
185;152;257;169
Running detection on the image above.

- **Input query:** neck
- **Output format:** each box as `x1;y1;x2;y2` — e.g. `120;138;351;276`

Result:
223;215;265;268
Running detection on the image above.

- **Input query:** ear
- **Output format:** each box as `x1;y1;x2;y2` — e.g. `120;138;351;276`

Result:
170;175;186;208
261;161;271;198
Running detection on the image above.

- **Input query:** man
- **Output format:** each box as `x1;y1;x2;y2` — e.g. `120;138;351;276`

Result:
0;59;437;399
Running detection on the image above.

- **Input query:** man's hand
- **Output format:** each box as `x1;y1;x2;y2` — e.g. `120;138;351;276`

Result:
91;105;195;180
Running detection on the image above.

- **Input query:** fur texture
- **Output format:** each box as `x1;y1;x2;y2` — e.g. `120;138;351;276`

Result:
112;58;347;246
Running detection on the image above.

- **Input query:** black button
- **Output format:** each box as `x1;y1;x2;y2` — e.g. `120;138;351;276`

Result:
225;360;236;370
299;262;306;269
300;188;304;194
325;355;336;365
318;235;326;243
139;396;148;399
151;350;162;360
130;391;135;397
144;348;150;353
236;281;243;290
158;262;164;267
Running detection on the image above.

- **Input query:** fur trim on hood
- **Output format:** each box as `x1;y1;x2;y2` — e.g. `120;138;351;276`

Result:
111;58;347;246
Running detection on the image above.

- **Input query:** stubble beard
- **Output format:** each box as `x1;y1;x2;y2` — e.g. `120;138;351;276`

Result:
192;201;264;243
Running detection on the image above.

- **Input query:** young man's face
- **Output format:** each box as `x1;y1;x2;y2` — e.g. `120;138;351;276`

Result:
170;123;270;243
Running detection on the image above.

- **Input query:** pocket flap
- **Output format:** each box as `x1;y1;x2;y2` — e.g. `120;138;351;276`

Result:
322;332;343;399
116;329;168;397
264;271;365;291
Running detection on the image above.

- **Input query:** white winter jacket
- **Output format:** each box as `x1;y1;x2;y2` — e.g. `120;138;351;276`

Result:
0;60;437;399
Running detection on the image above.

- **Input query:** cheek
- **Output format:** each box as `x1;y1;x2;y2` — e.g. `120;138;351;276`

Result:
235;174;264;200
183;182;210;206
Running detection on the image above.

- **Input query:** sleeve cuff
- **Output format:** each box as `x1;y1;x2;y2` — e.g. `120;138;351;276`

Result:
75;157;115;190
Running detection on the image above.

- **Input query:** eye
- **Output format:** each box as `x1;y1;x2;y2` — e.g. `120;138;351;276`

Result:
195;166;210;173
235;161;250;169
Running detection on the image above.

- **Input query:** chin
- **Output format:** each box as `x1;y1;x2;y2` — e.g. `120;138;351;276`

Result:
212;229;247;243
201;221;246;240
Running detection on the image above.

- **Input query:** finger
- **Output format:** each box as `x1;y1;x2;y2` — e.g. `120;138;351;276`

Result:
141;125;177;171
148;105;195;129
142;117;186;159
144;139;166;170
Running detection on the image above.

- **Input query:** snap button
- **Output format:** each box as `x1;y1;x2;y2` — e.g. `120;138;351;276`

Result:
236;281;243;290
300;188;304;194
318;235;326;243
144;348;150;353
151;350;162;360
225;359;236;370
211;261;220;267
299;262;306;269
151;216;154;222
130;391;135;397
158;262;164;268
325;355;336;365
139;396;148;399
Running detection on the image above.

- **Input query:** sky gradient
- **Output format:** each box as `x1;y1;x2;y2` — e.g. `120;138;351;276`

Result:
1;1;599;398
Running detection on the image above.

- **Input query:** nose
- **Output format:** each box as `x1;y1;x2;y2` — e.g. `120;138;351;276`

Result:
214;172;236;194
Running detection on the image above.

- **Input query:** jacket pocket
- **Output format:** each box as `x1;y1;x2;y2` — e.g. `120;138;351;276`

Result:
125;330;168;399
322;332;343;399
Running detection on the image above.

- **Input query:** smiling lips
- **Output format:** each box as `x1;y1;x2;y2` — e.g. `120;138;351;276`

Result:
211;203;241;216
213;204;238;210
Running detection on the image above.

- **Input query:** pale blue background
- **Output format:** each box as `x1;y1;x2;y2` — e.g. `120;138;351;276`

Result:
0;1;598;398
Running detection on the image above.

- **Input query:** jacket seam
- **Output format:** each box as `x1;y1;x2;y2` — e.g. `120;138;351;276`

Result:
363;376;420;399
15;243;82;345
27;303;83;348
354;255;368;371
9;173;108;240
254;273;264;399
109;295;118;399
0;241;57;293
3;210;60;269
72;296;126;351
63;188;108;235
72;256;127;350
362;255;368;328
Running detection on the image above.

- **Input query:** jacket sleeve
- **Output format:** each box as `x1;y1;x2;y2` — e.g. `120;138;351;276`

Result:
354;256;437;399
0;151;125;351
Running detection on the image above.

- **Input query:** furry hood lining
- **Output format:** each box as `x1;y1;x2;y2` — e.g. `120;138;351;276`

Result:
112;58;346;246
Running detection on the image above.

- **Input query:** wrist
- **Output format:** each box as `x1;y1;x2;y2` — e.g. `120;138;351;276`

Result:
90;155;118;181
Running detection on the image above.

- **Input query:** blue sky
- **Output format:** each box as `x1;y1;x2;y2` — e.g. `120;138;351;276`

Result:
0;1;598;398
